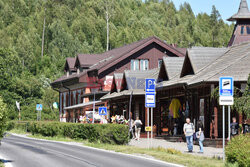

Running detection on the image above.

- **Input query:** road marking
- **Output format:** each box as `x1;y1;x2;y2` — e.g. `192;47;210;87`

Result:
10;133;184;167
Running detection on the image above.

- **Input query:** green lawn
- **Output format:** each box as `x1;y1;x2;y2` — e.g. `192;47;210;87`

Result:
8;130;224;167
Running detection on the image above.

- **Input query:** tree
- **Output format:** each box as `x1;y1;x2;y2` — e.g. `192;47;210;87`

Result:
0;96;7;139
233;74;250;119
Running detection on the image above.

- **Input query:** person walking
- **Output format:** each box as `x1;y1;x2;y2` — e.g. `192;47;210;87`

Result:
134;117;142;141
230;117;239;137
183;118;195;152
196;120;205;153
242;119;249;134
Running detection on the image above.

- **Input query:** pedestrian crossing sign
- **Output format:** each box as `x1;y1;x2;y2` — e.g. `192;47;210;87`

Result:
36;104;43;111
98;107;107;115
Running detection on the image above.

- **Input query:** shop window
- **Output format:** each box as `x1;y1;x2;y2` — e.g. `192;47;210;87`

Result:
241;26;245;35
247;26;250;35
73;91;76;105
158;59;163;68
77;90;81;104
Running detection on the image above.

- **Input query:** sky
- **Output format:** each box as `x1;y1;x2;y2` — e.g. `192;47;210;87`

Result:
153;0;249;23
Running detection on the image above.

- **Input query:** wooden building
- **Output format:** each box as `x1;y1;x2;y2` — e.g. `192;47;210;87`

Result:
51;36;185;122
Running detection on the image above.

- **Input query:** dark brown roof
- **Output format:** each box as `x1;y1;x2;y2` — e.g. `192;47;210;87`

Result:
76;54;111;68
52;36;185;86
64;57;76;71
228;0;250;21
86;36;185;75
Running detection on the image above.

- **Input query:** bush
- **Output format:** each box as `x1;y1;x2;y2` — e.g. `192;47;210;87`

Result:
0;96;8;139
225;134;250;167
9;121;130;145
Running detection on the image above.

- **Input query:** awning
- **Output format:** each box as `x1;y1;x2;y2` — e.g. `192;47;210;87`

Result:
64;100;102;110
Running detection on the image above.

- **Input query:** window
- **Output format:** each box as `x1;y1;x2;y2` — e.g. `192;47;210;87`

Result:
73;91;76;105
247;26;250;35
158;59;163;68
63;92;67;114
140;59;149;70
131;59;148;70
77;90;81;104
131;59;139;70
241;26;245;35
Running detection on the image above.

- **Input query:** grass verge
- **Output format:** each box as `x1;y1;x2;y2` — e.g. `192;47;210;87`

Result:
0;161;4;167
8;131;224;167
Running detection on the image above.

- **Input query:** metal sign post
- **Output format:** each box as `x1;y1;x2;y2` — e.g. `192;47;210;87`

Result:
219;77;234;162
228;106;231;140
222;105;225;161
145;78;156;149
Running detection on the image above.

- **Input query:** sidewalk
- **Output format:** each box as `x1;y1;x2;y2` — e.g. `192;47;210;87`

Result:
129;138;223;158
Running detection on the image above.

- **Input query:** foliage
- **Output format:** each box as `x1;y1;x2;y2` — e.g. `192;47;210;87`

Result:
0;96;8;139
225;134;250;167
211;75;250;119
233;74;250;119
8;121;130;145
0;0;233;121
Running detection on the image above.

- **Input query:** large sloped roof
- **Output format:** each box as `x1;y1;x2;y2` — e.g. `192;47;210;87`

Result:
157;41;250;90
163;57;184;80
188;41;250;85
181;47;228;77
228;0;250;21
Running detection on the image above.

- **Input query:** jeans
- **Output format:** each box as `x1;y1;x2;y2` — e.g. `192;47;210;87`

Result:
186;135;193;151
199;140;204;153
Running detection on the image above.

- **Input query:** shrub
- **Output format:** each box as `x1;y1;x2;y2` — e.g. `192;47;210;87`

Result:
16;121;130;145
225;134;250;167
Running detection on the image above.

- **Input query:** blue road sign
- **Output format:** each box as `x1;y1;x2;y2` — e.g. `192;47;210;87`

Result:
219;77;234;96
145;93;156;108
99;107;107;115
36;104;43;111
145;78;156;93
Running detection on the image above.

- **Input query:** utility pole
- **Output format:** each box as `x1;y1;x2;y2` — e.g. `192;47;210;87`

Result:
41;8;46;57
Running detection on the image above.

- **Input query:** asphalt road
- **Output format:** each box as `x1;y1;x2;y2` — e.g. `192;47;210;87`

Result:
0;134;180;167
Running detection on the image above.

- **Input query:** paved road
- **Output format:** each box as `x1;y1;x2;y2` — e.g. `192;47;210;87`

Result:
0;134;180;167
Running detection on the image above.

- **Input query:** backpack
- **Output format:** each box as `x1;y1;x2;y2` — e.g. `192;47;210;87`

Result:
231;123;238;135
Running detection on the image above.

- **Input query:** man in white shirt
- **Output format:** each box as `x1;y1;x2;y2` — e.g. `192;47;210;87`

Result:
183;118;195;152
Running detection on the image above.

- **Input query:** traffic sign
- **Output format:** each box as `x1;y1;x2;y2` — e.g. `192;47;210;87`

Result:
36;104;43;111
219;77;234;105
98;107;107;115
145;78;156;93
145;126;152;132
145;93;155;108
219;77;234;96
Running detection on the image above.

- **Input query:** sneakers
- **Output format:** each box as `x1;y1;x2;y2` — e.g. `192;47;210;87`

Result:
188;150;193;153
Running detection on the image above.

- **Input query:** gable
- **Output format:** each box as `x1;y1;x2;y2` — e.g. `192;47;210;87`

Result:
157;60;169;82
180;54;194;78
